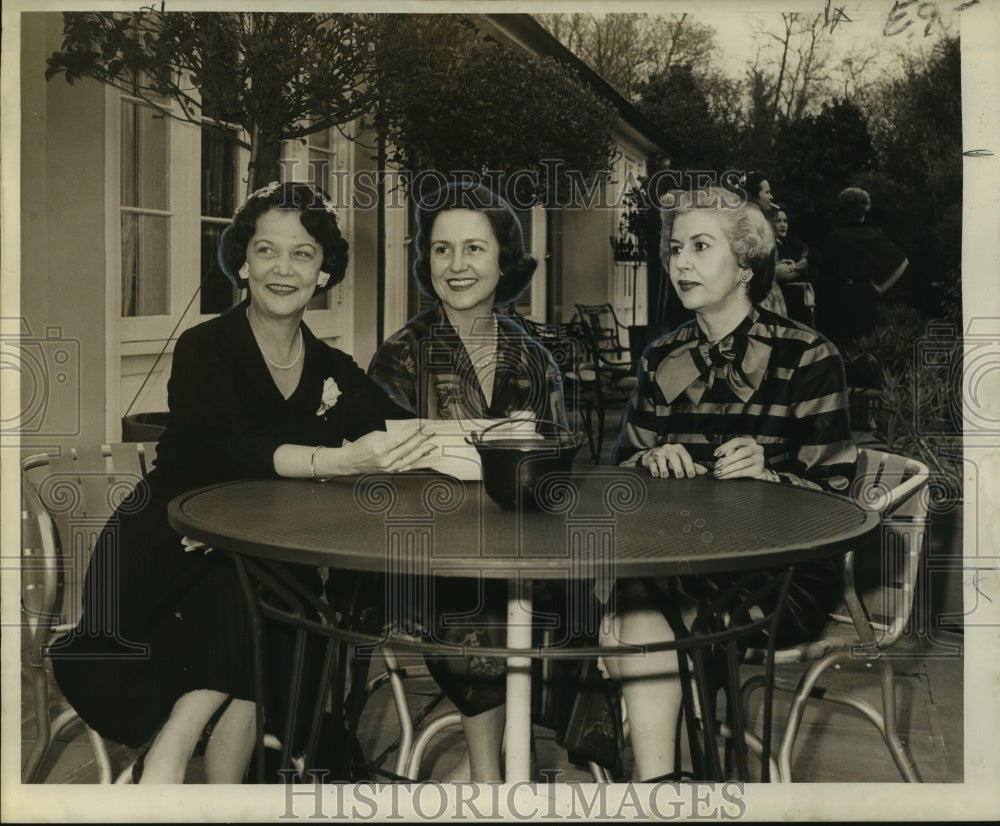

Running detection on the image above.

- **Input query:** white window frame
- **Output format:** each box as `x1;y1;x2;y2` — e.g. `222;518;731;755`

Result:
523;205;547;322
105;87;355;435
279;128;354;346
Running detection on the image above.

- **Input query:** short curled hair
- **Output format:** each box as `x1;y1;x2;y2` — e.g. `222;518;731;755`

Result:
218;181;348;293
411;182;537;307
836;187;871;222
660;186;776;304
742;170;770;201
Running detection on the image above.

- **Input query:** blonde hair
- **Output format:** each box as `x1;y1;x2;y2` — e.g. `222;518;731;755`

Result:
660;186;776;303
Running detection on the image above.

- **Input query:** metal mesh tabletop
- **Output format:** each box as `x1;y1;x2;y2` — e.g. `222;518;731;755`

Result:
168;467;878;578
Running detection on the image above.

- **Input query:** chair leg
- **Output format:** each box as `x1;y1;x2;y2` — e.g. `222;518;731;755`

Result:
778;665;921;782
23;658;54;783
404;712;463;780
581;402;597;462
23;698;52;782
717;722;781;781
594;404;607;463
878;660;921;782
22;738;51;784
776;651;849;782
588;761;613;782
749;653;922;783
87;725;113;783
380;648;417;779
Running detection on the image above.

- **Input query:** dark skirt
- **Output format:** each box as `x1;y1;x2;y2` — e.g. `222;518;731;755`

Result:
644;557;843;651
420;577;604;718
51;478;322;750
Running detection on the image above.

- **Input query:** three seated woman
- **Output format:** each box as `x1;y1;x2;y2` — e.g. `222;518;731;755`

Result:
61;176;854;784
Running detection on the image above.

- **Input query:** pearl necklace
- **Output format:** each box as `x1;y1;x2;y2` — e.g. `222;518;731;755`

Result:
248;310;303;370
468;314;500;360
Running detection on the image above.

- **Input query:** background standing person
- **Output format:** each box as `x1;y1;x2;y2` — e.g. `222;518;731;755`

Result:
742;170;788;317
773;207;816;326
818;187;909;350
53;182;430;784
369;182;571;782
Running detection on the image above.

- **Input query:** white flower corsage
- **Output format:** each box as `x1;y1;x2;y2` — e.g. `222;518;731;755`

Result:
316;377;342;417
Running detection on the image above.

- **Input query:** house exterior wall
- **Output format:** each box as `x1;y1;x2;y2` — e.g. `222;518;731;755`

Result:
19;13;108;451
561;200;616;309
347;139;381;370
557;136;651;328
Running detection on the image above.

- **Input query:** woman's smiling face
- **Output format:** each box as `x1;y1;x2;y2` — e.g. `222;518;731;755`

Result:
428;209;502;317
667;210;746;316
244;209;323;319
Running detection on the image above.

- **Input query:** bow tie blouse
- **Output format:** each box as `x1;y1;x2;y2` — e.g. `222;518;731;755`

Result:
613;305;857;492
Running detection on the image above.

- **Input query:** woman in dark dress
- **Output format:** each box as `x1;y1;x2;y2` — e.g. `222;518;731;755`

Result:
369;183;569;782
741;171;788;318
772;207;816;326
53;182;432;783
602;185;858;780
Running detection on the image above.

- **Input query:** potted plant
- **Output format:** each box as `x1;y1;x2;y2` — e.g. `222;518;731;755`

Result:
610;182;661;360
842;296;965;631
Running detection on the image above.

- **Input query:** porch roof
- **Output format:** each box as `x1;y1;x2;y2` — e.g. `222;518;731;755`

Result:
476;13;686;162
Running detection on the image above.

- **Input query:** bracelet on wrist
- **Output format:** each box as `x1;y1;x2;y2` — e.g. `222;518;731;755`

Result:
310;445;322;480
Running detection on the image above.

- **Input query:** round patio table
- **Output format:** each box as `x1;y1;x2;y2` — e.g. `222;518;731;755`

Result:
168;465;878;783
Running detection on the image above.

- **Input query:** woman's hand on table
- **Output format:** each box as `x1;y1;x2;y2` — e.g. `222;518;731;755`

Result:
280;421;437;479
641;443;708;479
713;436;772;481
340;421;437;474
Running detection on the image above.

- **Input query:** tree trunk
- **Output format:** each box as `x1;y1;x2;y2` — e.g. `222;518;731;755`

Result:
246;120;284;194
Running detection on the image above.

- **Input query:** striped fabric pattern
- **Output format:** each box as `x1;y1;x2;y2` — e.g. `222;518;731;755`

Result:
368;301;567;430
613;305;857;493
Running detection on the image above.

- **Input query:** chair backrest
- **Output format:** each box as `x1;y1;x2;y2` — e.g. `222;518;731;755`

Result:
21;442;159;639
846;448;931;645
574;303;629;358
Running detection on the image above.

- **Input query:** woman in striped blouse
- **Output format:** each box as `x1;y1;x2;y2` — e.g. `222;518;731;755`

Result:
602;185;858;781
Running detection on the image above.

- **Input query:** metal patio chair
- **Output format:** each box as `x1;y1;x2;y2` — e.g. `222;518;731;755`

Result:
742;448;930;782
21;442;159;783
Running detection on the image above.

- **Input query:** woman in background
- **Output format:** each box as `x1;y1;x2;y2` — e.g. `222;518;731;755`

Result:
773;207;816;326
742;170;788;317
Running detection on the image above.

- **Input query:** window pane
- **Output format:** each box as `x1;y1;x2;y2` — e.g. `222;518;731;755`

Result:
120;101;168;210
200;222;237;314
121;214;169;316
201;126;238;218
309;129;331;152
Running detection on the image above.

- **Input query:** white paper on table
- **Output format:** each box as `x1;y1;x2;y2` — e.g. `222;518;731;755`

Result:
385;412;542;481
